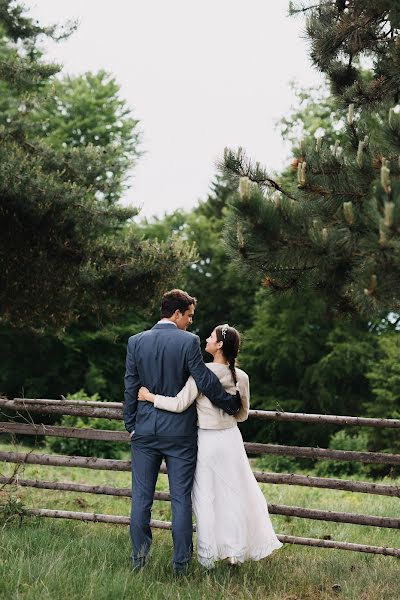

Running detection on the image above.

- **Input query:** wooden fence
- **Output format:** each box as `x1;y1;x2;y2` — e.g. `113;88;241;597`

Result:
0;397;399;558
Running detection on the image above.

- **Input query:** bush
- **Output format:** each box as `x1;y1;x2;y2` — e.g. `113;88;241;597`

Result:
254;429;372;478
254;454;311;473
48;390;126;459
314;430;368;478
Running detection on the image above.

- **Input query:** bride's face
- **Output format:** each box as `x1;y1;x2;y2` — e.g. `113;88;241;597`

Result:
205;329;223;356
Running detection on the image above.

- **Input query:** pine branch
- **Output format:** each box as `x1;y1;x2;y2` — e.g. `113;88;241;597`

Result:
222;149;298;201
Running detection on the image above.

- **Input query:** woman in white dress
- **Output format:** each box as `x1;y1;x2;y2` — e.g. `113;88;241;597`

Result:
138;324;282;568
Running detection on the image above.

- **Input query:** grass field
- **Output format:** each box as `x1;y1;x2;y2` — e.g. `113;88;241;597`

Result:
1;441;399;599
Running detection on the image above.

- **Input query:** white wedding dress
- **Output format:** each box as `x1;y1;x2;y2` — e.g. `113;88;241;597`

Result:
193;426;282;567
154;363;282;567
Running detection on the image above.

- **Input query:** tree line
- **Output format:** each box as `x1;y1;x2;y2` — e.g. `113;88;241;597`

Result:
1;1;399;476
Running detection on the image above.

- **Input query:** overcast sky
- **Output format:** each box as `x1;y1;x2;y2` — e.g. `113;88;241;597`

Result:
25;0;323;218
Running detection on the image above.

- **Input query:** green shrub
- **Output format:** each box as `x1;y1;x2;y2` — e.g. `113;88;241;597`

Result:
48;390;126;459
314;430;368;477
254;454;310;473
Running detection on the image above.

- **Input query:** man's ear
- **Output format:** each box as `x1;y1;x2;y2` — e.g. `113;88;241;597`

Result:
172;309;181;321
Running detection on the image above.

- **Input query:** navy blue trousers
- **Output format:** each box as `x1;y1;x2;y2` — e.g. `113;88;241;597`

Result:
130;434;197;569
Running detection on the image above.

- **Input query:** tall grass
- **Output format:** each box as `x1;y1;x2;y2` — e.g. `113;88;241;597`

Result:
1;441;399;599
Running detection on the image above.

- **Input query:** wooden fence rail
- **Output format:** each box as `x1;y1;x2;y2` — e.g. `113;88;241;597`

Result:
23;509;400;558
1;450;399;497
2;475;398;529
2;421;400;465
1;399;399;558
3;397;400;429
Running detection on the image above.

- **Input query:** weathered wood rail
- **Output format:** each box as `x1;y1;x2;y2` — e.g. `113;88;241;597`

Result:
1;451;398;497
1;420;399;465
2;475;398;529
3;397;400;428
1;397;399;558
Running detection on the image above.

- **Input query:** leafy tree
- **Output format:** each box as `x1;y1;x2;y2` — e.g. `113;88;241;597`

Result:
238;288;375;448
223;1;400;317
302;321;376;418
0;175;251;402
279;82;345;150
0;1;193;330
0;314;149;403
32;70;141;204
187;181;259;342
139;175;259;345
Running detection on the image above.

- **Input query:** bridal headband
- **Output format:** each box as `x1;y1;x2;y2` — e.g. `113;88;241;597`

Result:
221;324;229;339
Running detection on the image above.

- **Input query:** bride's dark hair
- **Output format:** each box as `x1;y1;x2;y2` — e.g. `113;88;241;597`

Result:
215;325;240;386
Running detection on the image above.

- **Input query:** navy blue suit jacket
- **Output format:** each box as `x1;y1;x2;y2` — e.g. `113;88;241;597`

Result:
124;322;240;436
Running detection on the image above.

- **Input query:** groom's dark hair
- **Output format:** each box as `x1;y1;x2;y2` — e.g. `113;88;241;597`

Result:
161;289;197;318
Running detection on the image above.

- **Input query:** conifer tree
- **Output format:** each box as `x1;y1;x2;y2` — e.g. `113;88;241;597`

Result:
0;1;193;330
365;333;400;474
223;1;400;316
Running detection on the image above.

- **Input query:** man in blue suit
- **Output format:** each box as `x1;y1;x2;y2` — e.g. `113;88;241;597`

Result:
124;289;241;573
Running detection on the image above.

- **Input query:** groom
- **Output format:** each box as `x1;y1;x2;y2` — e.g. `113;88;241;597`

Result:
124;289;241;573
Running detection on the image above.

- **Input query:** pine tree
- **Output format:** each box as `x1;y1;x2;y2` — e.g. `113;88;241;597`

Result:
223;1;400;316
138;174;259;344
365;332;400;472
0;1;193;330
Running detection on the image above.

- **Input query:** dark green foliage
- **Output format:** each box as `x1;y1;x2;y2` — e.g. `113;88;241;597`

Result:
290;1;400;110
314;430;369;477
302;322;377;418
139;175;259;346
238;288;376;448
0;1;193;331
0;326;78;400
254;454;305;474
0;170;260;415
223;1;400;317
363;331;400;476
0;175;254;404
190;179;259;342
48;391;126;459
1;1;399;475
0;314;149;402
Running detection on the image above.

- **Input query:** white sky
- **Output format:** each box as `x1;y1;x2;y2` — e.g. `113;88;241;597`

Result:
25;0;323;218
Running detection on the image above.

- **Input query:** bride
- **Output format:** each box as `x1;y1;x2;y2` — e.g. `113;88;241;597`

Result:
138;323;282;568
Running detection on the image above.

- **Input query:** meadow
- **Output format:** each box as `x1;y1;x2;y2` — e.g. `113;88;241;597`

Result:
0;441;399;600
